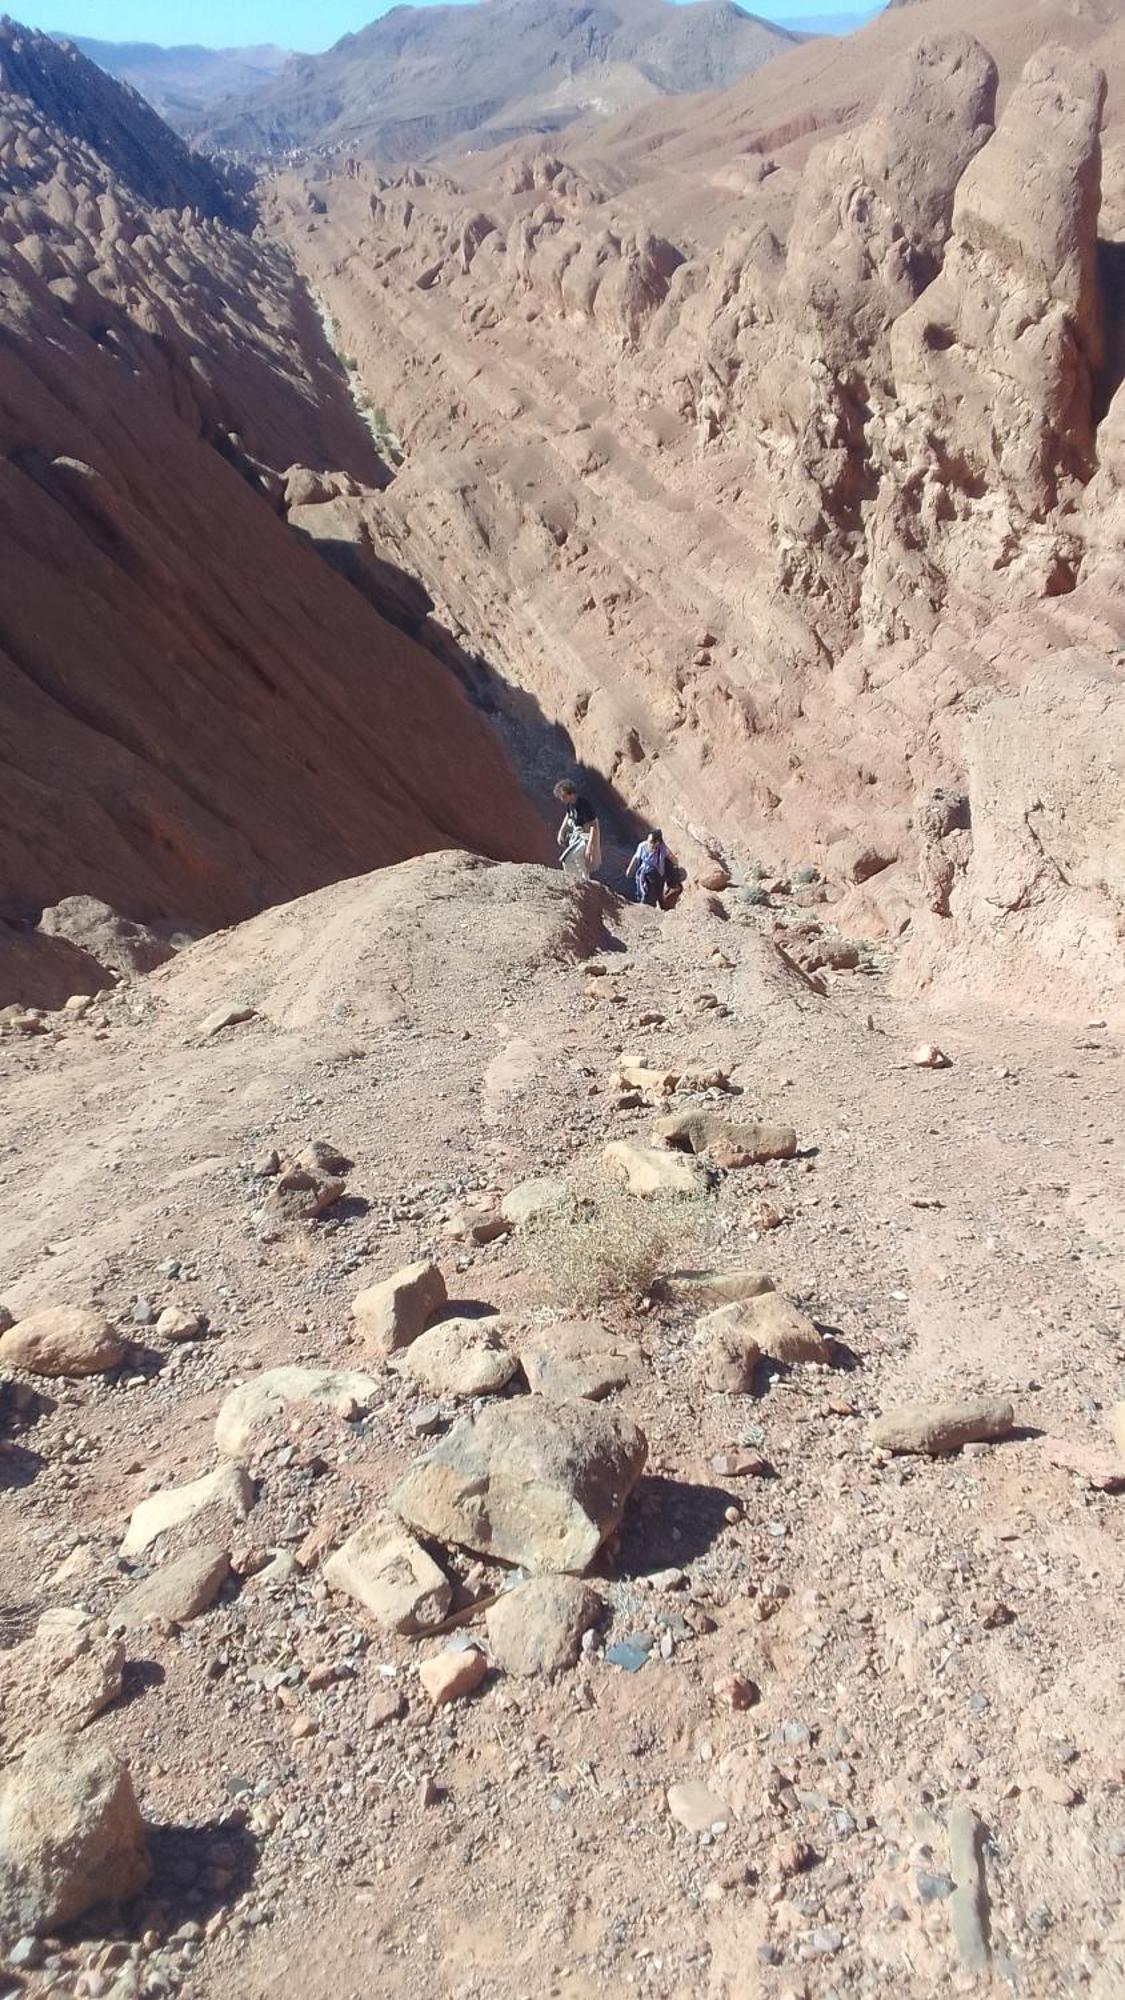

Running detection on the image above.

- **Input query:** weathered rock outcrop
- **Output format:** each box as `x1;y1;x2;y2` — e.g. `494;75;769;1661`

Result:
269;21;1125;1025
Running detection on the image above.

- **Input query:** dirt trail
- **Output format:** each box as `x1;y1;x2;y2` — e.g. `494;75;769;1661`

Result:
1;855;1123;1998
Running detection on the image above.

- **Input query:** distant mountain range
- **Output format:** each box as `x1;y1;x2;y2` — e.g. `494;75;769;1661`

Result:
56;35;293;122
109;0;806;165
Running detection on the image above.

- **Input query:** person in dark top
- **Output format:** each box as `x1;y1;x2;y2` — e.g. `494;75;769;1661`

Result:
554;779;602;880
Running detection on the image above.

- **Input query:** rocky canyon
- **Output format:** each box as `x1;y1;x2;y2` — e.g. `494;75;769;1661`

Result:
2;6;1124;1999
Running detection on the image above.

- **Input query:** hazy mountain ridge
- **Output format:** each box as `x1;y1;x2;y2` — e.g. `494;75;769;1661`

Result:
186;0;803;162
56;34;294;122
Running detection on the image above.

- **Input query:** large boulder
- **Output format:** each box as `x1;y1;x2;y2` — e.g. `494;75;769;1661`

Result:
352;1261;447;1354
214;1365;380;1458
0;1734;150;1934
389;1398;647;1574
0;1307;124;1378
387;1317;518;1397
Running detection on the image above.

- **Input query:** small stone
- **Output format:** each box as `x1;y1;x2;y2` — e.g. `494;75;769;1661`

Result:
1025;1768;1079;1807
8;1936;46;1968
294;1139;350;1175
917;1871;955;1902
214;1365;378;1457
711;1450;770;1478
114;1546;230;1629
390;1397;647;1575
0;1307;124;1379
251;1149;281;1177
199;1004;255;1037
418;1646;488;1706
712;1673;758;1710
912;1043;951;1069
132;1299;156;1326
486;1577;601;1677
653;1109;797;1164
408;1403;446;1437
517;1318;644;1401
365;1685;406;1730
604;1634;653;1672
290;1713;318;1740
155;1307;205;1344
948;1802;991;1974
667;1781;731;1834
352;1261;447;1354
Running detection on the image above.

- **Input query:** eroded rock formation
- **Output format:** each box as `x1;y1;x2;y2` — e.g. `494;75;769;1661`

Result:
272;19;1125;1022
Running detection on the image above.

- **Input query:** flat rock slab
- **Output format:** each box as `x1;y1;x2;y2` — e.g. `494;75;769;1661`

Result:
486;1577;601;1676
352;1260;447;1354
323;1519;451;1633
113;1546;230;1630
667;1781;733;1833
215;1365;379;1457
0;1307;124;1378
653;1110;797;1163
121;1463;254;1558
388;1317;518;1398
501;1178;575;1228
603;1141;706;1197
390;1397;647;1574
517;1319;644;1400
870;1398;1015;1456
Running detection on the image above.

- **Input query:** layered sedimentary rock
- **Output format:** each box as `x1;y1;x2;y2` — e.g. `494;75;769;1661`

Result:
271;21;1125;1022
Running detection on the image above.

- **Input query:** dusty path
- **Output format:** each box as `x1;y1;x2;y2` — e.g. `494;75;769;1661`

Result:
2;855;1123;1998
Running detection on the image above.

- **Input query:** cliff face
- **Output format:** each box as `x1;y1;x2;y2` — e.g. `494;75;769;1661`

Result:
0;22;550;999
269;14;1125;1024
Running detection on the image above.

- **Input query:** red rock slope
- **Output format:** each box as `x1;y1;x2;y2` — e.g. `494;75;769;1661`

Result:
0;22;550;962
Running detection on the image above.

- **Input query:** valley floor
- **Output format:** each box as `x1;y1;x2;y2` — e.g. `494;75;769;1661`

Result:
2;856;1123;1998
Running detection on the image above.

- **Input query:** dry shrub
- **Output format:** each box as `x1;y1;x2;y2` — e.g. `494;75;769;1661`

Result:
524;1187;692;1311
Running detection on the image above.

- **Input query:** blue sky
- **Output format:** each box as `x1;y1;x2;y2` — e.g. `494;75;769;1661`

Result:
45;0;877;55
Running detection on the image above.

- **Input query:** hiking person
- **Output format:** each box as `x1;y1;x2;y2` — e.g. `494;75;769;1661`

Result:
626;829;671;906
555;780;602;881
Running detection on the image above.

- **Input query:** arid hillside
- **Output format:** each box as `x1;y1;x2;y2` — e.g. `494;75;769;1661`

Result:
269;0;1125;1028
0;23;550;1006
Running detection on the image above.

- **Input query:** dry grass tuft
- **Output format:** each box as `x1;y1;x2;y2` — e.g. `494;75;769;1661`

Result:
523;1186;692;1311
